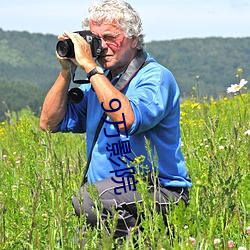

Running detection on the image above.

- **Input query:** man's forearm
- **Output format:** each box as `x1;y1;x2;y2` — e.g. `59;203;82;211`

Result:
40;70;71;132
90;73;135;131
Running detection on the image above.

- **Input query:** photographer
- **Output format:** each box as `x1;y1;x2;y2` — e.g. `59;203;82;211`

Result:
40;0;192;245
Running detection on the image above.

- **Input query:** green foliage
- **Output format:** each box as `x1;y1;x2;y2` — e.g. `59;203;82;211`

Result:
0;93;249;249
0;109;85;249
0;79;46;121
1;29;250;120
146;37;250;98
0;28;60;88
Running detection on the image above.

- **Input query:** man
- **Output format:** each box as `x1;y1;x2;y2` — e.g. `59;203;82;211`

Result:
40;0;192;243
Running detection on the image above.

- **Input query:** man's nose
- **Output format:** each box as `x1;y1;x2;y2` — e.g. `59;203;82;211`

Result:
101;38;108;49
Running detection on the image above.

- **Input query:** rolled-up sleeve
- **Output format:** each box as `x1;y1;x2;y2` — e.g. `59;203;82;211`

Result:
57;87;89;133
127;65;179;135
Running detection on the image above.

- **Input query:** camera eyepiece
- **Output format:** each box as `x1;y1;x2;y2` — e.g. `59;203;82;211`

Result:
56;30;102;58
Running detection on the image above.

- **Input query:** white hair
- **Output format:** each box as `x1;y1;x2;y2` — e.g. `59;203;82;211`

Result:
82;0;145;49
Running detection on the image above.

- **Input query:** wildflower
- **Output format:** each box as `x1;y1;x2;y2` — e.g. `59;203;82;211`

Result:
238;247;246;250
227;79;248;93
218;145;224;150
237;67;243;73
214;238;221;244
191;103;201;109
244;130;250;136
189;237;196;246
228;240;235;248
42;213;48;221
196;180;202;185
12;185;17;192
246;226;250;235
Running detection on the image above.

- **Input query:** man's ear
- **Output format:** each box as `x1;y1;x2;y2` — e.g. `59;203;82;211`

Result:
131;36;139;48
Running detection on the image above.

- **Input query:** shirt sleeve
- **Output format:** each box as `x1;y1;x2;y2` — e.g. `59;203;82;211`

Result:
127;63;180;135
57;85;89;133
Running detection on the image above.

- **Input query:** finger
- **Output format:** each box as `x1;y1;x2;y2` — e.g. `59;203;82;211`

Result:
55;50;64;59
55;51;79;66
64;30;76;40
57;31;72;41
63;30;70;37
65;31;85;43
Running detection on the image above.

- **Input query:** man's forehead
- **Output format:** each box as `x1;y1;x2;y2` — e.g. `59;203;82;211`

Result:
90;20;122;33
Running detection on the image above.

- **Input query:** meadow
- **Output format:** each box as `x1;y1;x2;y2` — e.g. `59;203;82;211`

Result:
0;90;249;249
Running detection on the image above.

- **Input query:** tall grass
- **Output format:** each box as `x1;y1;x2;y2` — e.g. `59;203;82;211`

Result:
0;93;249;249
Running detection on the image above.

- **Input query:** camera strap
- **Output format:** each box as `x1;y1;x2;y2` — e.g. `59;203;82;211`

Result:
81;50;150;185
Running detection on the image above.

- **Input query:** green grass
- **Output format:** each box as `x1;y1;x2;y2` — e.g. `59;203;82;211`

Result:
0;93;249;249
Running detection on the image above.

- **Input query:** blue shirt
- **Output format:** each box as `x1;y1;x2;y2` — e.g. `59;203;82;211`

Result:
58;52;192;188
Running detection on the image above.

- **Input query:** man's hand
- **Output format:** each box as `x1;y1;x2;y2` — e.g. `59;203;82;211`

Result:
62;31;96;73
56;33;79;71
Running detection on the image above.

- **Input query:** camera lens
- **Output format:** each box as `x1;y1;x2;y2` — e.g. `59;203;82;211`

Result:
56;39;74;58
68;88;84;103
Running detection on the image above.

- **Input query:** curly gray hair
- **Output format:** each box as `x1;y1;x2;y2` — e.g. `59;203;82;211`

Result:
82;0;145;49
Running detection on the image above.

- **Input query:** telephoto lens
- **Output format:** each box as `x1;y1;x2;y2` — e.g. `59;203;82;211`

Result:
56;39;75;58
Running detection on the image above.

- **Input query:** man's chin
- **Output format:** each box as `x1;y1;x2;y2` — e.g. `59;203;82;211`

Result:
98;58;113;69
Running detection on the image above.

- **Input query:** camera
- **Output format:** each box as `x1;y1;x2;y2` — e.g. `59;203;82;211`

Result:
56;30;102;58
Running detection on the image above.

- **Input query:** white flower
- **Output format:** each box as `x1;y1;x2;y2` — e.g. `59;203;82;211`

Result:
189;237;196;245
246;226;250;235
227;79;248;93
214;238;221;244
244;130;250;136
238;247;246;250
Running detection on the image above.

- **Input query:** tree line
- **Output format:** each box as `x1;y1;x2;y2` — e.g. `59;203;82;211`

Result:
0;28;249;120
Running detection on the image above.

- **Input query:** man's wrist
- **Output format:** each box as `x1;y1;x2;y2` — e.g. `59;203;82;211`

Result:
60;68;71;79
87;66;104;80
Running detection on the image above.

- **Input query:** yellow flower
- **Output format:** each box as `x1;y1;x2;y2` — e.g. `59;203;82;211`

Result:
191;103;201;109
237;67;243;73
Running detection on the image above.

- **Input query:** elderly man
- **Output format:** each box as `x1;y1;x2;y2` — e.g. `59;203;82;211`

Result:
40;0;192;243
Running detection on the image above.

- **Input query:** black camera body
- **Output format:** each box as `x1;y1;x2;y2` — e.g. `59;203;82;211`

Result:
56;30;102;58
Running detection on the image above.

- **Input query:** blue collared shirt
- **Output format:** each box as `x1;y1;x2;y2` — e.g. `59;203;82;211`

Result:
58;52;192;188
